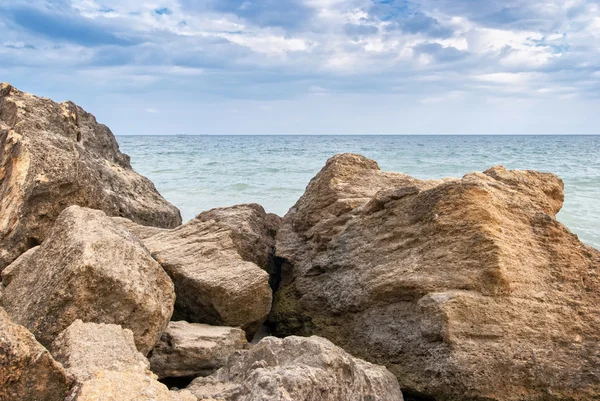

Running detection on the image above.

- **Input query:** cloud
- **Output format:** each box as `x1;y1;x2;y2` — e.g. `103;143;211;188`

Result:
180;0;315;29
1;0;599;134
1;4;135;46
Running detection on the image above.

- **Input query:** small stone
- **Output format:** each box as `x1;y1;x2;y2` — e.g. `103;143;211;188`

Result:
149;321;247;379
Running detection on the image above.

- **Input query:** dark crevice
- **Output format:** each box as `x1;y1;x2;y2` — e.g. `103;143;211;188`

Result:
268;255;285;293
264;254;286;336
159;375;197;390
401;388;438;401
26;237;41;249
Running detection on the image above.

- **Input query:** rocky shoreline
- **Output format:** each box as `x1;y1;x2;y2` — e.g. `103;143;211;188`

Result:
1;84;599;401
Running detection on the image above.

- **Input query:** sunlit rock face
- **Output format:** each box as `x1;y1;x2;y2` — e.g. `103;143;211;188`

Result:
271;153;600;401
0;83;181;270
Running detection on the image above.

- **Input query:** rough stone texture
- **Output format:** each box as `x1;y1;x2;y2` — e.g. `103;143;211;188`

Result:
112;216;170;240
1;206;175;354
51;320;195;401
0;307;72;401
68;371;196;401
119;204;280;336
0;83;181;270
186;335;403;401
149;321;248;379
51;320;151;383
270;153;600;401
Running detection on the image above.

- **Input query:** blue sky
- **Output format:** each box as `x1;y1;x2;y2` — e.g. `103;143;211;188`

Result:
1;0;599;134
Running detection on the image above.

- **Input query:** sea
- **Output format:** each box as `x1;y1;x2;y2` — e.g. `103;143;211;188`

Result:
117;135;600;250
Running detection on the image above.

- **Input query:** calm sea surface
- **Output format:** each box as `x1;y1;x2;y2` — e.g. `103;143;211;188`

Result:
117;135;600;249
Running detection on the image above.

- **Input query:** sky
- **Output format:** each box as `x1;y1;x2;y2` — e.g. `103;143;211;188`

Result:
1;0;600;135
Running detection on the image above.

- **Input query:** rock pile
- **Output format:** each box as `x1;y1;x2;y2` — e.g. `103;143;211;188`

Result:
116;203;280;337
1;205;175;355
2;85;599;401
270;153;600;401
0;83;181;270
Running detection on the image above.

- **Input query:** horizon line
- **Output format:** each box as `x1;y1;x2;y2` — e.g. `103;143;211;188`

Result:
115;133;600;137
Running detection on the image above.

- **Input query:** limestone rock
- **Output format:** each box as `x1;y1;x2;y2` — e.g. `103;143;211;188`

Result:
0;83;181;270
1;206;175;354
186;335;403;401
118;204;279;336
270;153;600;401
149;321;248;379
0;307;72;401
52;321;195;401
68;371;196;401
112;216;170;240
51;320;151;383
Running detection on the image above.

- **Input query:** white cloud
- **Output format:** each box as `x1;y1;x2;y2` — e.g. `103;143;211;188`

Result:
2;0;600;133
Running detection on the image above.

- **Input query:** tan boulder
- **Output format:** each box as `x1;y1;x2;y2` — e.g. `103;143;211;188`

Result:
186;335;403;401
270;153;600;401
1;206;175;354
69;371;196;401
0;307;72;401
118;204;280;336
51;320;151;382
149;321;248;379
52;320;194;401
0;83;181;270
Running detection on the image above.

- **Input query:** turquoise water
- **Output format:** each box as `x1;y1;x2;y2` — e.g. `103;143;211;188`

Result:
117;135;600;249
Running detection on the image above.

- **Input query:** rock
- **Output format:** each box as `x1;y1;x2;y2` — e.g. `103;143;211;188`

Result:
119;204;280;336
112;216;170;239
0;307;72;401
186;335;403;401
149;321;248;379
69;371;196;401
51;320;195;401
270;153;600;401
0;83;181;270
0;245;38;288
51;320;151;383
1;206;175;354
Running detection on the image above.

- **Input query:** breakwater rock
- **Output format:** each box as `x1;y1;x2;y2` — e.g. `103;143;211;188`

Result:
270;153;600;401
0;83;181;270
1;85;599;401
1;205;175;355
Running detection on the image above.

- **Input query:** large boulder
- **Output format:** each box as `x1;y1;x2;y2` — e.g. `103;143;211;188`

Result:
1;206;175;354
186;335;403;401
119;204;280;336
51;320;195;401
0;83;181;270
270;153;600;401
0;307;72;401
149;321;248;379
51;320;151;383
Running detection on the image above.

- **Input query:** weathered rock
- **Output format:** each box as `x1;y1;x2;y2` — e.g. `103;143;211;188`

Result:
0;307;72;401
51;320;151;383
149;321;247;379
68;371;196;401
270;153;600;401
1;206;175;354
0;83;181;270
186;335;403;401
51;320;195;401
112;216;170;239
118;204;280;336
